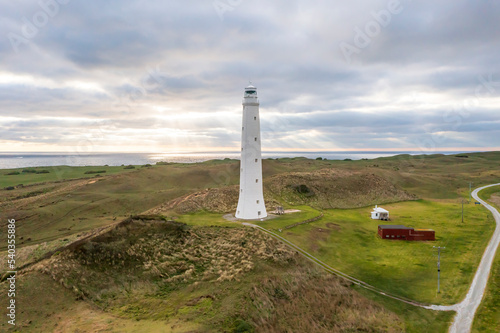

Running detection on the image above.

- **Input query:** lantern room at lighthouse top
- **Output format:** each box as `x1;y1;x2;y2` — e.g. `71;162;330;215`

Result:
244;84;258;99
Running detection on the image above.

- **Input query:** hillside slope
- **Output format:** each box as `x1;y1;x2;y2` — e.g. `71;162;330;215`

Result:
150;168;417;214
10;217;405;332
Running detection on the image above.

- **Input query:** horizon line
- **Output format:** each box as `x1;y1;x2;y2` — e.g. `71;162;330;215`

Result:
0;148;499;154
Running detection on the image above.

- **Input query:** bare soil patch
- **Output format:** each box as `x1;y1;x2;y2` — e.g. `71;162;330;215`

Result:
309;227;332;251
490;194;500;208
325;222;341;231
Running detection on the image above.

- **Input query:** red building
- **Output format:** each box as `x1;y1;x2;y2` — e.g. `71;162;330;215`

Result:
378;225;435;241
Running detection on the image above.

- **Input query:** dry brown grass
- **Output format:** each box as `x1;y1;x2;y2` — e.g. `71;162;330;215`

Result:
148;167;416;215
27;217;403;332
489;194;500;208
248;267;404;333
34;218;297;306
266;168;417;209
148;186;241;214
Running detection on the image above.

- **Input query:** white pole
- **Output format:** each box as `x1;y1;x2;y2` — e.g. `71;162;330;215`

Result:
433;246;445;293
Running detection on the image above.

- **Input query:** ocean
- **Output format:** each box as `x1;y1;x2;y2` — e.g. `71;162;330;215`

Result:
0;151;459;169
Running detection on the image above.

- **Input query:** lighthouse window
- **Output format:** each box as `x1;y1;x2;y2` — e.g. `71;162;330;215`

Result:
256;200;259;204
258;211;261;215
255;179;258;183
242;126;244;130
255;159;258;162
254;116;256;120
254;137;257;141
241;148;243;151
240;189;243;193
247;90;256;94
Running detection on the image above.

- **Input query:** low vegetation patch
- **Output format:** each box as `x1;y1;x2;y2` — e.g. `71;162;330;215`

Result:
14;189;46;200
84;170;106;174
266;168;417;209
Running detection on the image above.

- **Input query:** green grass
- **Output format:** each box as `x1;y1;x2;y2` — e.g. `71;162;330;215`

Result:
0;163;240;250
268;200;494;305
472;185;500;332
174;211;240;227
478;185;500;201
0;165;141;188
0;272;202;333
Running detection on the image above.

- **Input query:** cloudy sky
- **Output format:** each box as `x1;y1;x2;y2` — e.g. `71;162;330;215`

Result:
1;0;499;153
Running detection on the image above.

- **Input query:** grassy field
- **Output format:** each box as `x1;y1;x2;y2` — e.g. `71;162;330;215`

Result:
0;165;145;188
0;162;243;250
258;200;494;305
472;185;500;332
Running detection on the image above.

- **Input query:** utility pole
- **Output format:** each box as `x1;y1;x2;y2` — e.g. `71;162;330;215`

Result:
462;199;465;223
433;246;445;293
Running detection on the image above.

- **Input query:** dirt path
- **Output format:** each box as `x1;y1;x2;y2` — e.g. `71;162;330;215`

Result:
0;178;97;211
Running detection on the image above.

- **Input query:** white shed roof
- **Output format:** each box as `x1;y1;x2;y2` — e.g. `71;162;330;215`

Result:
372;205;389;213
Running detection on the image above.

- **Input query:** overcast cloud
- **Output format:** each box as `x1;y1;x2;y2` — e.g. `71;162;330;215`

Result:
1;0;499;153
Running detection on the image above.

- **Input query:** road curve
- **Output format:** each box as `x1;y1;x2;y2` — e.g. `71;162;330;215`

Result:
449;183;500;333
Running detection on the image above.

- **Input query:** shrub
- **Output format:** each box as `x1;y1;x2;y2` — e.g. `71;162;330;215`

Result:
6;171;20;175
124;165;135;169
15;190;45;199
292;184;315;197
5;186;15;190
84;170;106;174
141;164;152;168
36;170;50;174
22;168;37;173
233;319;254;333
316;157;323;160
343;158;352;161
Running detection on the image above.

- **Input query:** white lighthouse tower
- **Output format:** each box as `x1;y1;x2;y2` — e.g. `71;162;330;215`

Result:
236;84;267;220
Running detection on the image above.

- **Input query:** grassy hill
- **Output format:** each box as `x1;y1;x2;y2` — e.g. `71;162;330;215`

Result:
1;216;404;333
1;152;500;332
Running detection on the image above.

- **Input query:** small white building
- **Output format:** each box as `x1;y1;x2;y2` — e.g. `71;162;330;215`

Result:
371;205;389;220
